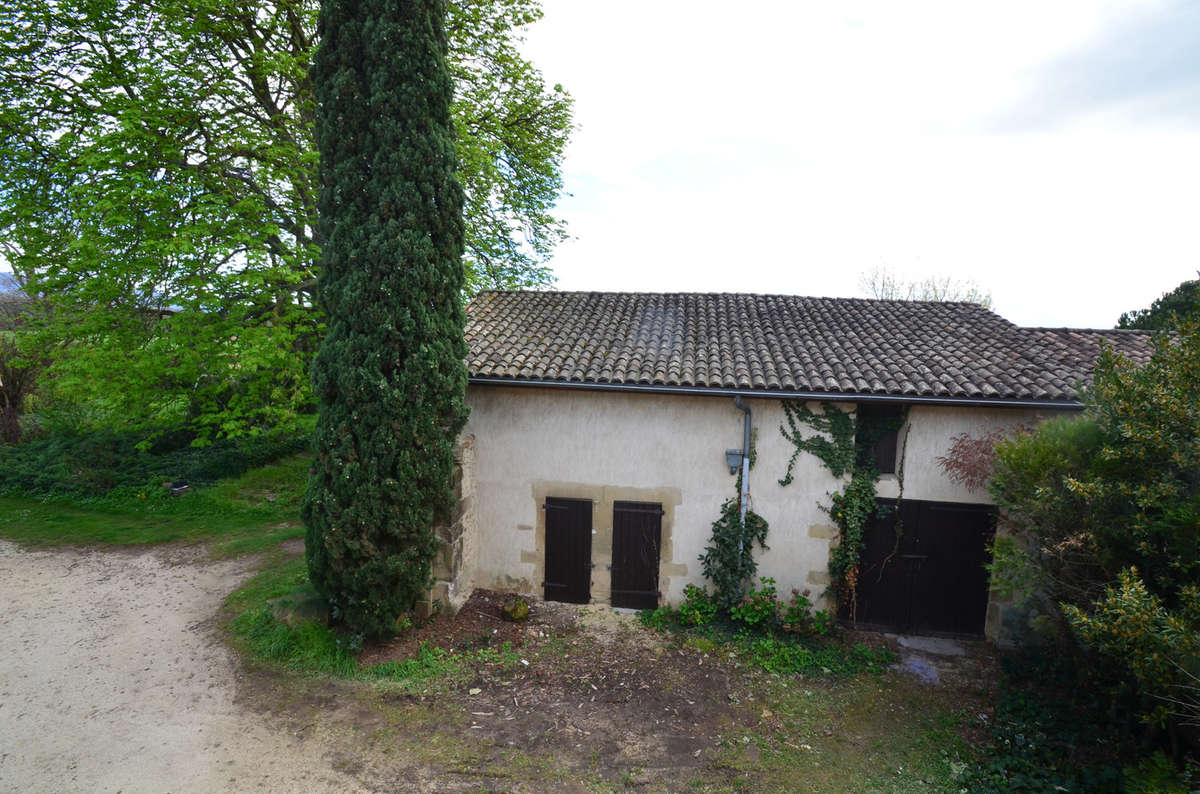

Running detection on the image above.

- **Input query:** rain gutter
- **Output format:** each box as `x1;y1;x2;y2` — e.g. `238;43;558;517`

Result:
466;377;1084;411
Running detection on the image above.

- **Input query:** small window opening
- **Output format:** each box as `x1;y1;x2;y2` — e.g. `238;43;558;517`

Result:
856;404;904;474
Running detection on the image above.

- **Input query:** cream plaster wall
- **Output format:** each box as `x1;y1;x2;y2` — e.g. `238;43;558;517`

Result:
875;404;1062;504
462;385;1069;624
465;387;847;608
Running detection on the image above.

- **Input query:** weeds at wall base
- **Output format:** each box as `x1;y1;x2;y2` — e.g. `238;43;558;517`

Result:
638;604;895;679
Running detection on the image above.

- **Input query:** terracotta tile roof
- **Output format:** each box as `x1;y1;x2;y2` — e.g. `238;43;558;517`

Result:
464;292;1157;404
1021;327;1156;369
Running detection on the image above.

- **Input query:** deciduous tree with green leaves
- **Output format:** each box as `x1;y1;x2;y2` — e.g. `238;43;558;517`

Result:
0;0;570;440
301;0;468;638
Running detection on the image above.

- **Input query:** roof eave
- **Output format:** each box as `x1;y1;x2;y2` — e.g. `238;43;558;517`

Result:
466;376;1084;410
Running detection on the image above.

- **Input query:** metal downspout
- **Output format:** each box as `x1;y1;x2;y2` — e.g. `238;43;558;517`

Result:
734;397;751;524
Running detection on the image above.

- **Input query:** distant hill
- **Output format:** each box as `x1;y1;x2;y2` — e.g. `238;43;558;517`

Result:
0;272;20;294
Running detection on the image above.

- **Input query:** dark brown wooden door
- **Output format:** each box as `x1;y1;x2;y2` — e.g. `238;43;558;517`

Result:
848;500;913;632
610;501;662;609
846;499;996;637
543;497;592;604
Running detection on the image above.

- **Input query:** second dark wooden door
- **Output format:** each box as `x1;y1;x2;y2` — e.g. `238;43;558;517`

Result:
544;497;592;604
847;499;995;637
610;501;662;609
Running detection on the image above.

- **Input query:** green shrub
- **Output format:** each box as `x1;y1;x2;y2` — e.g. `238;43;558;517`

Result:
963;650;1133;793
638;605;676;631
780;587;833;637
989;415;1110;607
813;610;834;636
638;579;889;679
0;425;310;498
1123;752;1188;794
699;492;769;613
730;576;780;631
1065;570;1200;726
989;322;1200;745
965;688;1124;793
678;584;719;626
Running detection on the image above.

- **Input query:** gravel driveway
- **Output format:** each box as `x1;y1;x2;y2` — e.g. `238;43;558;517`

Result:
0;540;368;794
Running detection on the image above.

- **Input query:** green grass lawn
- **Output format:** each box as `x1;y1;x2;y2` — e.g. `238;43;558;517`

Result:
699;673;972;793
0;453;310;556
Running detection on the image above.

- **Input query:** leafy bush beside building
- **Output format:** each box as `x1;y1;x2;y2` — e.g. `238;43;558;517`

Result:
989;319;1200;757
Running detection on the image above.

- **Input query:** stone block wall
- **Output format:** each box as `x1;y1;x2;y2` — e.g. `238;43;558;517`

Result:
419;434;477;616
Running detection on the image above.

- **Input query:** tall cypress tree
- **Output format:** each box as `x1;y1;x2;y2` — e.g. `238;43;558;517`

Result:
303;0;468;638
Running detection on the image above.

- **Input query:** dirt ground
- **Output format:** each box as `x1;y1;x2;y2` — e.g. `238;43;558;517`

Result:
0;540;371;794
0;540;999;793
362;591;741;777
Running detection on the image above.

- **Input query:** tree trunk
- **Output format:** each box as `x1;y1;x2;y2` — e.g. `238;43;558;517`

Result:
0;399;21;445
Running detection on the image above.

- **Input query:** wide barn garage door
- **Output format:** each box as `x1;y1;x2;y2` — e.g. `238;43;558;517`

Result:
845;499;996;637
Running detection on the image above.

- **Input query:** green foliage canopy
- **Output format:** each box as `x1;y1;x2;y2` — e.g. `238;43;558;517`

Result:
301;0;468;638
988;416;1109;605
1077;329;1200;600
1118;276;1200;331
990;321;1200;729
0;0;571;440
993;325;1200;606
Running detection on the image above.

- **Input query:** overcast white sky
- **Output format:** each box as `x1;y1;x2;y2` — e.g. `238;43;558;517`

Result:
520;0;1200;328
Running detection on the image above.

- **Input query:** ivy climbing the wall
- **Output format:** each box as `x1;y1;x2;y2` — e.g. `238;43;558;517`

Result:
825;468;879;606
778;401;908;610
699;474;770;612
779;401;856;482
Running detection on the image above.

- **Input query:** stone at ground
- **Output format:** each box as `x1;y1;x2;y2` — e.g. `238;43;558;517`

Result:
894;634;967;656
501;596;530;621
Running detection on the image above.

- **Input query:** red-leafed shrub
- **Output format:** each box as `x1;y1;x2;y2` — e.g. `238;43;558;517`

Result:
936;427;1011;492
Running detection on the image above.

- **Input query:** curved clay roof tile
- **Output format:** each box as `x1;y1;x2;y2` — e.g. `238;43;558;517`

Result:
461;291;1153;403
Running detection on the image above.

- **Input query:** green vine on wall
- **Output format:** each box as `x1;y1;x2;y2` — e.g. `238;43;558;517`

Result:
826;469;879;608
777;401;908;611
699;472;770;612
778;401;856;483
